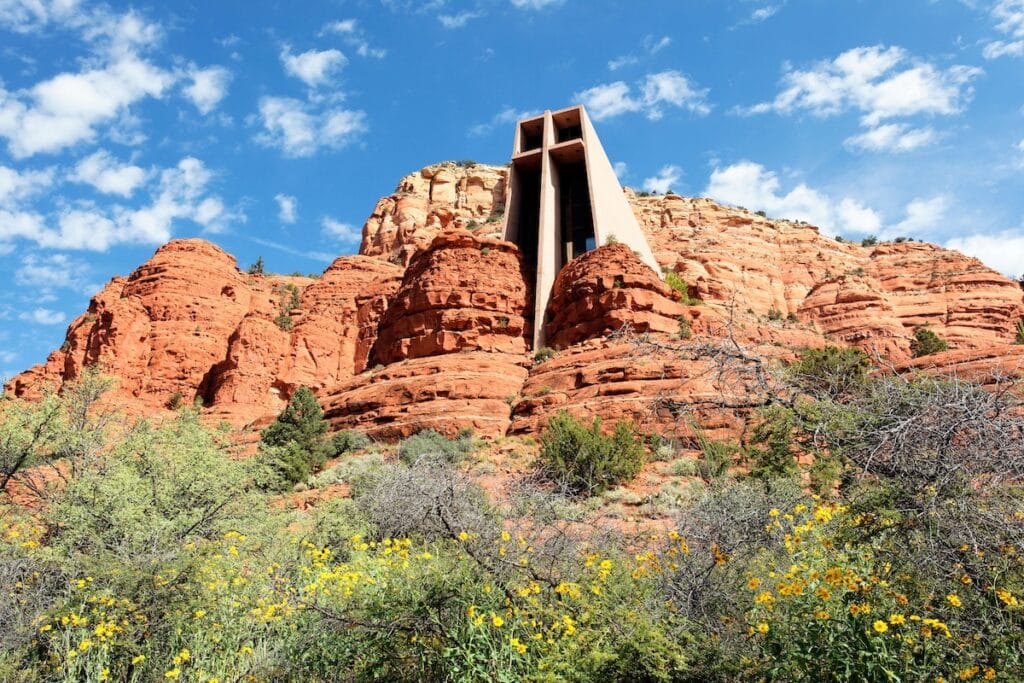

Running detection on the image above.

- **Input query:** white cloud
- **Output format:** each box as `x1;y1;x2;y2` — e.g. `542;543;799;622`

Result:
322;217;361;244
15;253;97;294
20;308;65;325
469;106;536;136
280;46;347;88
438;11;484;28
70;149;146;196
275;193;297;223
983;0;1024;59
510;0;563;8
0;157;237;251
257;96;367;157
946;230;1024;277
0;350;15;365
891;196;949;236
613;161;628;180
643;165;681;193
844;123;937;153
835;198;882;235
321;18;387;58
745;45;981;152
0;55;175;158
0;165;53;207
608;36;672;72
183;65;230;114
644;35;671;54
575;70;710;121
750;5;781;22
608;55;640;71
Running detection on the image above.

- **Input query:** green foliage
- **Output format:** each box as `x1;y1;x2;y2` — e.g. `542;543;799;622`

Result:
397;428;476;466
677;315;692;339
605;234;619;245
746;405;799;479
165;391;183;410
789;345;871;400
260;387;332;488
767;307;783;321
755;209;767;217
455;159;476;167
911;325;949;357
331;429;370;455
274;314;294;331
538;411;645;496
1015;319;1024;344
533;347;556;363
861;235;878;247
247;256;264;275
664;271;700;305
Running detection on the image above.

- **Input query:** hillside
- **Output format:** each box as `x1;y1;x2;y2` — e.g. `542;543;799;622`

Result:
6;161;1024;443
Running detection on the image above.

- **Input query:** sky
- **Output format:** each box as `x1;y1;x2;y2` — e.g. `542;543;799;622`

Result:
0;0;1022;380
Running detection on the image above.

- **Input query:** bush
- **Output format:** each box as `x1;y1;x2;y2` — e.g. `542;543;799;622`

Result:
746;404;799;480
247;256;264;275
789;345;870;400
533;347;556;363
537;411;645;496
911;325;948;357
664;271;700;305
767;307;783;321
260;387;332;487
397;428;476;466
861;235;878;247
677;316;692;339
331;429;370;455
1015;319;1024;344
165;391;183;410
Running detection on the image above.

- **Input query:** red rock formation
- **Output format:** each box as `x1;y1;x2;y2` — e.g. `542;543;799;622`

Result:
371;230;530;365
544;243;686;348
322;352;529;439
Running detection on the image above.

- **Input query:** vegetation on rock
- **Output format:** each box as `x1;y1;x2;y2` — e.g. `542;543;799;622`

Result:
911;326;949;357
537;411;645;496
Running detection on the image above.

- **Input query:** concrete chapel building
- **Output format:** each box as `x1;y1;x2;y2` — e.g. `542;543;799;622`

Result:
501;104;660;348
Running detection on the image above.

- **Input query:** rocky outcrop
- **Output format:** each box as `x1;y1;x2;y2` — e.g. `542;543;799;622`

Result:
322;352;529;439
371;230;530;365
544;243;686;349
359;163;508;265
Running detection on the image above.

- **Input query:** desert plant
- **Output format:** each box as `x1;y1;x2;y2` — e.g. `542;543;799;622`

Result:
1015;319;1024;344
534;347;556;363
331;429;370;455
677;316;692;340
664;271;700;305
397;428;476;466
788;345;870;400
537;411;645;496
165;391;183;410
767;307;783;322
911;325;948;357
247;256;264;275
861;235;878;247
259;387;332;487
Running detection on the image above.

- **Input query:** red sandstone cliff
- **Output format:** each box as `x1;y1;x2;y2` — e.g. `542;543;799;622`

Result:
6;161;1023;441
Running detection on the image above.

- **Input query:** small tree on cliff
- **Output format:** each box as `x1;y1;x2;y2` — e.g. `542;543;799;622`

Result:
260;387;332;488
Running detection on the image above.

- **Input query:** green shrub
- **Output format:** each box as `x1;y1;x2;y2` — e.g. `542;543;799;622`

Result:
911;325;948;357
274;314;294;331
677;316;692;339
165;391;183;410
260;387;332;488
537;411;645;496
331;429;370;455
397;428;476;466
664;271;700;305
605;234;619;245
789;345;870;400
533;347;556;363
1015;319;1024;344
746;405;799;479
247;256;264;275
861;235;878;247
767;307;783;321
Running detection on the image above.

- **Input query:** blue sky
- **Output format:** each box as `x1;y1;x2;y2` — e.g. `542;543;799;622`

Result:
1;0;1023;379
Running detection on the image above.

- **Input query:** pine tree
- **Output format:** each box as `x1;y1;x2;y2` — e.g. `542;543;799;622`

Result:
260;387;331;487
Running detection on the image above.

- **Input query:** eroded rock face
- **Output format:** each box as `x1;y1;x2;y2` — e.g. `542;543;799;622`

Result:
371;230;530;365
322;352;529;439
544;243;685;349
359;163;508;266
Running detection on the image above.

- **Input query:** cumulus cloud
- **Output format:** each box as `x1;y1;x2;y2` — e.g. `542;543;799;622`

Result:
257;96;367;157
613;161;628;180
575;70;710;121
0;165;54;207
15;253;97;294
280;46;347;88
844;123;938;153
0;157;238;251
275;193;297;223
0;55;175;158
469;106;537;136
438;11;484;28
70;149;147;197
982;0;1024;59
946;231;1024;277
322;217;361;244
20;308;65;325
703;160;953;241
183;65;231;114
744;45;981;152
321;18;387;58
750;5;781;23
642;165;682;193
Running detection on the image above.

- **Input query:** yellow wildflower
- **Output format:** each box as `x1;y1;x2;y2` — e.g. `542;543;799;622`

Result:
815;610;829;620
756;622;769;634
132;655;146;665
947;594;962;608
889;614;906;625
510;636;527;655
491;613;504;628
873;620;888;633
747;578;760;590
164;669;180;680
